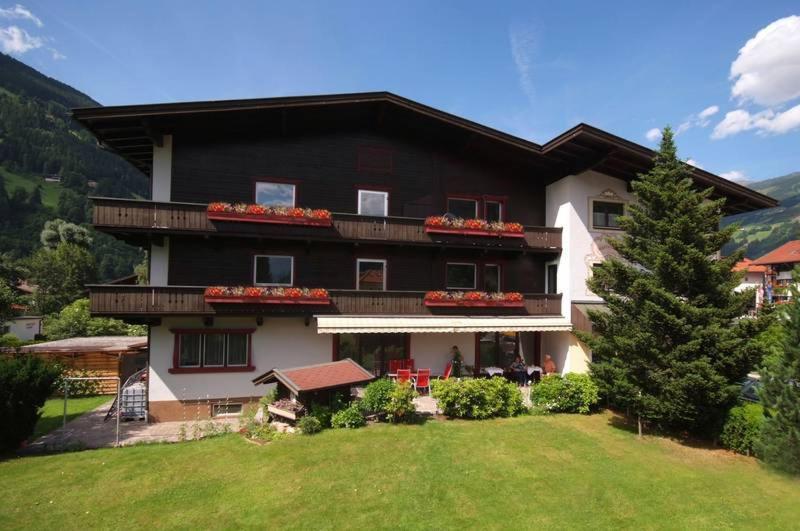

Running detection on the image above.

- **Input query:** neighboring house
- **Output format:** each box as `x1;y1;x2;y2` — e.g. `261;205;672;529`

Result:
73;92;775;422
733;258;767;312
752;240;800;304
10;336;148;394
1;315;42;341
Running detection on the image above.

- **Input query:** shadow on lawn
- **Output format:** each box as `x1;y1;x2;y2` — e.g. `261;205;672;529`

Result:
605;410;721;451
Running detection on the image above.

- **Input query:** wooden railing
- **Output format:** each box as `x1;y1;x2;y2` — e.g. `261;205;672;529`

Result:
91;197;562;250
89;285;563;317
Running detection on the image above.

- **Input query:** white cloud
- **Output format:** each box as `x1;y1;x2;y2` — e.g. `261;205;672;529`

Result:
645;127;662;142
712;104;800;139
685;158;704;169
720;170;749;183
49;47;64;60
509;23;537;102
730;15;800;106
0;25;41;54
675;104;720;135
0;4;42;27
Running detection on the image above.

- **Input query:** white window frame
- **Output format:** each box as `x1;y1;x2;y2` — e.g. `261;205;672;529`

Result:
484;263;501;292
446;262;477;290
202;334;226;368
178;334;202;368
589;198;626;232
255;181;296;207
356;258;387;291
212;403;244;417
225;335;249;367
253;255;294;287
447;197;478;219
484;200;503;222
358;189;389;217
545;260;559;295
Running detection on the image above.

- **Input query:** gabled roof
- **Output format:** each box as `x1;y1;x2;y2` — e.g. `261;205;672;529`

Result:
71;91;776;213
733;258;768;273
752;240;800;266
252;358;375;394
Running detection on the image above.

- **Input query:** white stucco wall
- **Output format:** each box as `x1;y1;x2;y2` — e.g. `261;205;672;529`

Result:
149;237;170;286
149;316;331;402
3;317;41;341
541;331;591;375
410;332;475;374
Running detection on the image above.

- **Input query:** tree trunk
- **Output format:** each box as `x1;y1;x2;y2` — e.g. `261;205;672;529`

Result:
638;415;642;438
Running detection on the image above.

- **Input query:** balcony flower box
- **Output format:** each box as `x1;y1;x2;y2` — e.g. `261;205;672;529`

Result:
424;216;524;238
204;286;331;305
423;291;525;307
207;203;333;227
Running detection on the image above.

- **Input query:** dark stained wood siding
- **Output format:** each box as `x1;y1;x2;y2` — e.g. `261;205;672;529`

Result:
168;238;547;293
170;129;548;225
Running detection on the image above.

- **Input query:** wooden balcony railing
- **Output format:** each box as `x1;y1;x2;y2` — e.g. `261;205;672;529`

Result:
91;197;561;250
89;285;562;318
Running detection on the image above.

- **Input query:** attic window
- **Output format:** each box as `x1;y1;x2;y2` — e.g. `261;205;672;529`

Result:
357;147;393;173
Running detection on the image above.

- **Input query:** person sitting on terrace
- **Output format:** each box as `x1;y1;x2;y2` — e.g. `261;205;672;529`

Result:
542;354;557;375
510;355;527;386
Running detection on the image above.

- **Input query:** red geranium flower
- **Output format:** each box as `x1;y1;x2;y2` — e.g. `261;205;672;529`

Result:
503;292;524;302
205;286;224;296
311;209;332;220
464;219;486;230
246;204;267;215
244;287;263;297
504;222;524;233
207;203;229;213
464;291;485;300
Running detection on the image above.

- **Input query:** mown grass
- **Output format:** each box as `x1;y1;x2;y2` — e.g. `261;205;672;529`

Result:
31;396;111;440
1;165;63;209
1;412;798;530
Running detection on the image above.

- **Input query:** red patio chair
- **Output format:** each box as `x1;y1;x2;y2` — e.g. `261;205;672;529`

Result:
443;362;452;380
388;359;403;374
405;358;415;372
415;368;431;395
396;369;411;384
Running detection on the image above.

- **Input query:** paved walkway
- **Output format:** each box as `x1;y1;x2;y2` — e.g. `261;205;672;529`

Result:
25;402;239;453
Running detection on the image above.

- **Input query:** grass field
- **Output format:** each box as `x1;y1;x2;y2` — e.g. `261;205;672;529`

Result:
31;396;111;440
0;165;63;210
1;412;798;530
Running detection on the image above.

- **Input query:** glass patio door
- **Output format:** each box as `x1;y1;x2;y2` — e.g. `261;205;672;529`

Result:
476;332;519;371
336;333;408;375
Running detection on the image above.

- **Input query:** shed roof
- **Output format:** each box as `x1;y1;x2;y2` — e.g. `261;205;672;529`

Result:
252;358;374;394
752;240;800;266
16;336;147;353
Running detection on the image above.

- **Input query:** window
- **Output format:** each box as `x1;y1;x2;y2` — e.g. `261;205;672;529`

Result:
478;332;520;369
446;263;477;290
212;403;243;417
447;197;478;219
485;200;503;222
357;259;386;290
484;264;501;292
254;255;293;286
592;201;624;230
358;189;389;216
173;330;253;372
335;333;408;376
255;182;295;207
546;263;558;294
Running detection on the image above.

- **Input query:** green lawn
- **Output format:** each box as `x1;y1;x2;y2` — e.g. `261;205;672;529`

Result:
1;413;798;529
0;165;63;210
31;396;111;440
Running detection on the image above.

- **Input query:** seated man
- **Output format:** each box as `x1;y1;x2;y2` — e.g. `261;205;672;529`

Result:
509;355;527;386
542;354;557;375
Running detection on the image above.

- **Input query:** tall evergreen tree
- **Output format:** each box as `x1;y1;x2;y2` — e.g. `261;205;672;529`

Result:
759;268;800;474
581;127;769;437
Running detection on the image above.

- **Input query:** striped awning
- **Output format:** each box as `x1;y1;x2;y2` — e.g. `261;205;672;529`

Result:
316;316;572;334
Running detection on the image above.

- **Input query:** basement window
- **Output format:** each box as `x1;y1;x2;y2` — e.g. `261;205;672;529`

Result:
212;403;243;417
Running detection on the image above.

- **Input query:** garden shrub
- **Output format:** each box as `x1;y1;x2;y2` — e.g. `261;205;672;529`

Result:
361;378;395;415
331;403;366;429
309;404;334;428
259;387;278;408
530;373;599;414
432;377;525;419
0;355;61;451
384;381;417;422
54;368;101;397
297;415;323;435
721;403;765;456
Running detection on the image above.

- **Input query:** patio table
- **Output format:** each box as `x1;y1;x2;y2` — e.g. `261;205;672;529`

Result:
483;367;504;377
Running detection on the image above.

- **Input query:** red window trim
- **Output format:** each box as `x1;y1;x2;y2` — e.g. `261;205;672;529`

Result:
170;328;256;374
445;194;508;221
251;177;301;207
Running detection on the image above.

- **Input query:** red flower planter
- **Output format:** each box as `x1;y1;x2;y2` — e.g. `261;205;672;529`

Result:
424;217;525;238
423;291;525;307
424;226;525;238
204;287;331;305
207;203;333;227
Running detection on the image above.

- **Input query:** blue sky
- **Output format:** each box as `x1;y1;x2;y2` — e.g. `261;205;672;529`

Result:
2;1;799;182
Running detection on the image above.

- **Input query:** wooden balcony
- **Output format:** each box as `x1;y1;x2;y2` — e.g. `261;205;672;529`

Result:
91;197;561;251
89;285;562;318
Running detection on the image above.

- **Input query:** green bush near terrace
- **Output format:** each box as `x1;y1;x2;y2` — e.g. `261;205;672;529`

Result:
720;403;765;456
431;377;525;419
331;403;366;429
360;378;395;415
530;373;600;414
384;381;417;423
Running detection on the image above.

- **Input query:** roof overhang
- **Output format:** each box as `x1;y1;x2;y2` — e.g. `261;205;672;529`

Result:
315;315;572;334
71;91;777;214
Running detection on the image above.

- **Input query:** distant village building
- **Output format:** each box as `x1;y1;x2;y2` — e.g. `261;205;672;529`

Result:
732;258;767;312
752;240;800;304
43;174;62;183
1;281;41;341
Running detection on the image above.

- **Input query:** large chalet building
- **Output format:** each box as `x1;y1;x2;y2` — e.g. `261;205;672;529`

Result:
73;92;775;421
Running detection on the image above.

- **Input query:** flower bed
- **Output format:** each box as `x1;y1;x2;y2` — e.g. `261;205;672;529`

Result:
424;216;524;238
207;203;333;227
423;291;524;307
204;286;330;305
